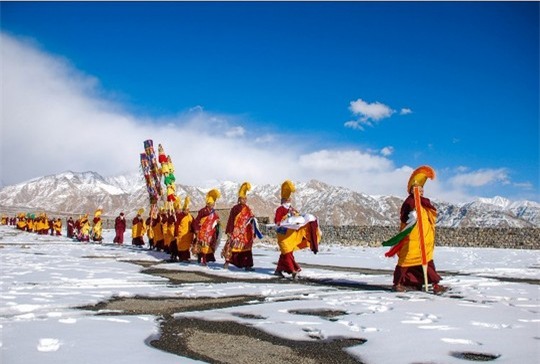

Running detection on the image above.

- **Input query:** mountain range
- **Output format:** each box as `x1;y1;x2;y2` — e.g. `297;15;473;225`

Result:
0;171;538;228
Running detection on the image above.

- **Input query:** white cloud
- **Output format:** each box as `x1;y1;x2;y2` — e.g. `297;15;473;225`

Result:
225;126;246;138
295;150;416;196
345;98;394;130
343;120;364;130
513;182;533;190
298;149;393;173
349;98;394;121
380;146;394;156
0;33;297;189
345;100;415;131
448;168;510;188
0;32;525;204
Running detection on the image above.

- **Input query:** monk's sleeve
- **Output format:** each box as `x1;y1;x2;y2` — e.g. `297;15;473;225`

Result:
400;195;415;225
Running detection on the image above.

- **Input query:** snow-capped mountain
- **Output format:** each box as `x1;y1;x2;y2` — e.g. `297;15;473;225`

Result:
434;197;540;227
0;171;538;227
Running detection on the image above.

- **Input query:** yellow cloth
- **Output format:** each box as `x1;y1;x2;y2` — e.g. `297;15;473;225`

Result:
93;219;102;239
176;214;194;252
161;163;170;175
53;220;62;234
277;225;319;255
146;219;154;240
397;205;436;267
152;220;164;242
81;220;90;236
163;220;175;249
17;219;27;230
131;219;145;239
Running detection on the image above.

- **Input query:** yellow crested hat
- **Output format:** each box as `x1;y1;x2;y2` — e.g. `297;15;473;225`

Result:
407;165;436;193
238;182;251;199
173;199;180;210
94;209;102;218
206;189;221;205
137;208;144;215
281;180;296;200
183;196;190;210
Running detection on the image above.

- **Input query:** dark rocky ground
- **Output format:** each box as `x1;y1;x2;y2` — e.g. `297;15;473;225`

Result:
79;265;368;363
78;260;512;363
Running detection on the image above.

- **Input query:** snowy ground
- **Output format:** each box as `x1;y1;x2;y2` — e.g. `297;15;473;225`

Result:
1;225;539;363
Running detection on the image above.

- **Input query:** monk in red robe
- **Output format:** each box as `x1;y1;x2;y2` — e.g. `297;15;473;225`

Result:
222;182;256;271
113;212;126;244
193;189;221;266
67;217;75;238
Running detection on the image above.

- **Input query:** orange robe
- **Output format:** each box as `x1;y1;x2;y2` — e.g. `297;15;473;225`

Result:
131;216;145;246
53;220;62;236
175;212;194;261
274;205;320;274
152;215;164;251
390;194;441;287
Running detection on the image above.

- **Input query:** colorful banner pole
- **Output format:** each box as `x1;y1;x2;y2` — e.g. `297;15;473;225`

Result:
413;185;429;292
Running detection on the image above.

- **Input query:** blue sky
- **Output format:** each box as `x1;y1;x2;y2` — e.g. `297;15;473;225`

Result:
0;1;538;203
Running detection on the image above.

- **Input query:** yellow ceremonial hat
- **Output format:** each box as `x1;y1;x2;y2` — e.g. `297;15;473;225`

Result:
238;182;251;198
137;208;144;215
281;180;295;200
94;209;102;218
206;189;221;205
173;199;180;210
407;165;436;193
183;196;190;210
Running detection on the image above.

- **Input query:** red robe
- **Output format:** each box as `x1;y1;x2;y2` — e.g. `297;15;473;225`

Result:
193;206;220;264
222;203;254;269
114;216;126;244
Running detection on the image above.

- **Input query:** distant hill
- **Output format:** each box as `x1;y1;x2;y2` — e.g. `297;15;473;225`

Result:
0;171;538;227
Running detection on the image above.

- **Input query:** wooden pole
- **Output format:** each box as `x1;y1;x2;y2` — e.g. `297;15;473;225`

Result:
413;186;429;292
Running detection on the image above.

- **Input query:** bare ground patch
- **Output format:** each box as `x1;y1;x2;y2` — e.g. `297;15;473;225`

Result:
79;295;366;363
78;295;260;317
77;257;518;363
77;263;368;363
152;317;366;364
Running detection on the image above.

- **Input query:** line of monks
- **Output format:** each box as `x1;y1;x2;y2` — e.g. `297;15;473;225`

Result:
9;213;63;236
128;180;320;276
3;168;445;291
11;210;104;243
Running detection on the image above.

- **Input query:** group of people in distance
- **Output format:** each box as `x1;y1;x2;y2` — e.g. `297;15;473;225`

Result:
10;213;63;236
4;166;445;291
11;209;105;244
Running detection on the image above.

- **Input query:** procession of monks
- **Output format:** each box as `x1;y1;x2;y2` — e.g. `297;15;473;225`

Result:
128;179;322;276
2;166;444;291
8;212;63;236
10;209;103;242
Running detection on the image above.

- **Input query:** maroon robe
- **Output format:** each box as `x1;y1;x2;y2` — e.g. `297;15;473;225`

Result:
113;215;126;244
